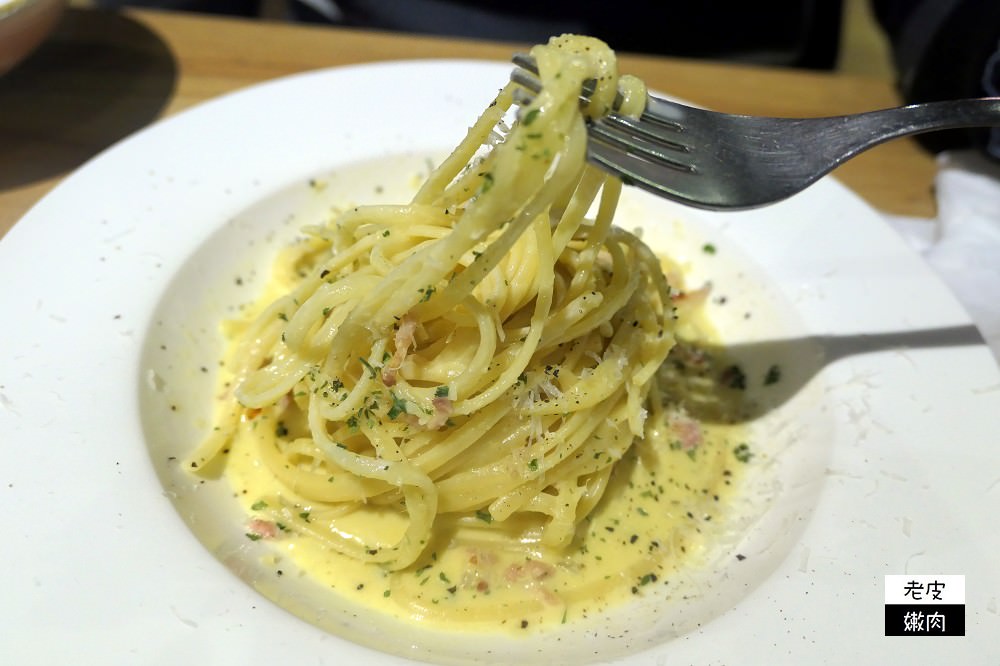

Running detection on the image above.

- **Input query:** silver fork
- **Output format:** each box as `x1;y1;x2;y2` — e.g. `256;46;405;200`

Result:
511;54;1000;210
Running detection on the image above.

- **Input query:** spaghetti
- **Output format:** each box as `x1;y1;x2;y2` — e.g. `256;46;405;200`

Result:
188;35;738;628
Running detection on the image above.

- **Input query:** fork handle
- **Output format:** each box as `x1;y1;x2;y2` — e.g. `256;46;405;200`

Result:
824;97;1000;160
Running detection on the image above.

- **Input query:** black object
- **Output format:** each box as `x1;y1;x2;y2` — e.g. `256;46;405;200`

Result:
874;0;1000;158
296;0;845;70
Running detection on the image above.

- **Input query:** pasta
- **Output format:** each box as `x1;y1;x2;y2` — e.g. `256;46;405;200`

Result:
188;34;744;629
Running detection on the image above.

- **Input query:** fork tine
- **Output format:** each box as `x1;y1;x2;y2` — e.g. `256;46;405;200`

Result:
589;121;698;174
593;115;694;158
511;54;697;180
510;66;542;95
512;52;538;75
586;139;700;204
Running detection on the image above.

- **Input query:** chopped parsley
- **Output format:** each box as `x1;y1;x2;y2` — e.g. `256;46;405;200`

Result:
251;500;268;511
419;285;436;302
434;385;450;398
733;443;753;463
475;510;493;524
481;172;495;193
358;356;378;379
387;392;408;419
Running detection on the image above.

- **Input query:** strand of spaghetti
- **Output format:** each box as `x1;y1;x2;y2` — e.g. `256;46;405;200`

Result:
412;85;515;206
306;389;437;569
451;214;555;415
314;338;387;422
256;433;391;502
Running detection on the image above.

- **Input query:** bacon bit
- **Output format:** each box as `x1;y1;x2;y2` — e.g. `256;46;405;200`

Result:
525;559;555;580
673;283;711;304
246;518;278;539
425;396;453;430
382;314;418;386
460;548;496;592
668;410;703;451
505;559;555;583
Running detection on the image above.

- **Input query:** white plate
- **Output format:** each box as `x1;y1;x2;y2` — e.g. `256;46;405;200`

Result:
2;61;998;665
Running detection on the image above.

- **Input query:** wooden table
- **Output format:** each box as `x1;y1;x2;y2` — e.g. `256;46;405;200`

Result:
0;7;938;238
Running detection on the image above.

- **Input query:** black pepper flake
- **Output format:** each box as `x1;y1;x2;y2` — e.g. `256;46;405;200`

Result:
720;364;747;390
520;619;529;629
736;553;747;561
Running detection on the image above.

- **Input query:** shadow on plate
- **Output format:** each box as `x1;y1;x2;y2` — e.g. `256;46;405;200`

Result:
663;324;985;423
0;8;177;189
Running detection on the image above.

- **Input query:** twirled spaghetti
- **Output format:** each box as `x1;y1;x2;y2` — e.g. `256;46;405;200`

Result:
189;35;745;629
